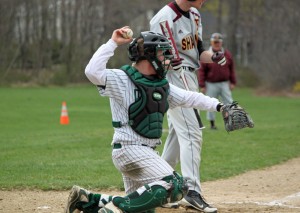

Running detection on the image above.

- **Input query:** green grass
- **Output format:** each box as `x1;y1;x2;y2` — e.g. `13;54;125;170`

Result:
0;86;299;190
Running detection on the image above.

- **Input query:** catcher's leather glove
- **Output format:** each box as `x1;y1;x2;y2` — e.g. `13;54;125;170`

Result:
221;101;254;132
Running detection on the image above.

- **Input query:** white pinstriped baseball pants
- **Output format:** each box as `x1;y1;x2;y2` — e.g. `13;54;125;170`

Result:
112;145;174;194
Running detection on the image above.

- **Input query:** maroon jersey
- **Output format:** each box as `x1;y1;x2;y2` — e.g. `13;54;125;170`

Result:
198;49;236;87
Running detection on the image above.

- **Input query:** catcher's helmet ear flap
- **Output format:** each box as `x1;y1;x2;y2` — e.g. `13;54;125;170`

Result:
128;39;138;61
128;37;146;62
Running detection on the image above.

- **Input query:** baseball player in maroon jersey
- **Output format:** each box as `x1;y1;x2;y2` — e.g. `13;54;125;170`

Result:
64;27;226;213
150;1;225;212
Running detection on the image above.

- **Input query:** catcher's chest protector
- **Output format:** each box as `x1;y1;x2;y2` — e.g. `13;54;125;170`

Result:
121;65;169;139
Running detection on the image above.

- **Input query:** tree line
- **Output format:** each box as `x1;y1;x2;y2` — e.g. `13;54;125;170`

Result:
0;0;299;90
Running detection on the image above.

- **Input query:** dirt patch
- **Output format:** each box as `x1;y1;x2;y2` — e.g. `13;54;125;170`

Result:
1;157;299;213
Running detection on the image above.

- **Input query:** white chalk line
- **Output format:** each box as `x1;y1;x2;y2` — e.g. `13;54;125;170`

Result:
37;205;51;209
220;192;300;209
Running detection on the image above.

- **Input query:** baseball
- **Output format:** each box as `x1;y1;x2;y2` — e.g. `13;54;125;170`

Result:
122;29;133;39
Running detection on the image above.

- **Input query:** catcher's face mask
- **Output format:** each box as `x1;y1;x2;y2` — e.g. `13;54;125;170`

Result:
154;45;173;77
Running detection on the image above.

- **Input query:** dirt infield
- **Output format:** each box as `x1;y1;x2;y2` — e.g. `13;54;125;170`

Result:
1;157;299;213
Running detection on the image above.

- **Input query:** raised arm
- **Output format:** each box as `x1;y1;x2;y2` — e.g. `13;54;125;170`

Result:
85;27;133;86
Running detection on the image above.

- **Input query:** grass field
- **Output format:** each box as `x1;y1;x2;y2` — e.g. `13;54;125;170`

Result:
0;85;299;190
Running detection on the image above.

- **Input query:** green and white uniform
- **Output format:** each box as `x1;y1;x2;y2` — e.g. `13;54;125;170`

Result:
85;39;219;212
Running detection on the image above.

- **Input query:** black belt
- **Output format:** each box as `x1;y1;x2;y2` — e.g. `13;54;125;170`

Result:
113;143;156;150
182;66;196;72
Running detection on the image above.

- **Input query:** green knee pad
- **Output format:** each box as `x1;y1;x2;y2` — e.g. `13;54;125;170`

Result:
112;172;187;213
113;185;167;213
163;171;188;202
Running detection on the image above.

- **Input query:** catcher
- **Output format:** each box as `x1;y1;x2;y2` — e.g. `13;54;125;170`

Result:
65;27;254;213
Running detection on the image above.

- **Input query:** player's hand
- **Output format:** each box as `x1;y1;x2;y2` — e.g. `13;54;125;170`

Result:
211;51;226;66
111;26;133;46
171;58;183;71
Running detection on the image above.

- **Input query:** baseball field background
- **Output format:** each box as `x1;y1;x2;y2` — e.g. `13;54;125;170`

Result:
0;86;299;191
0;86;300;190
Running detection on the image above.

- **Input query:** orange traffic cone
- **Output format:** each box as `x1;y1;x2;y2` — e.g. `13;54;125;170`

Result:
60;101;69;125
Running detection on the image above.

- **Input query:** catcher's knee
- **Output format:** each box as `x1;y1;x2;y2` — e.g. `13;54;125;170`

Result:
111;172;187;212
163;171;188;202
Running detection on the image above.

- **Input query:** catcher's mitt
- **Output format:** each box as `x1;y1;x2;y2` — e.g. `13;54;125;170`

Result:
221;101;254;132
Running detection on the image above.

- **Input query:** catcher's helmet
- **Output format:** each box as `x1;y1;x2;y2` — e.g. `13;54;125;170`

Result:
128;31;173;78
